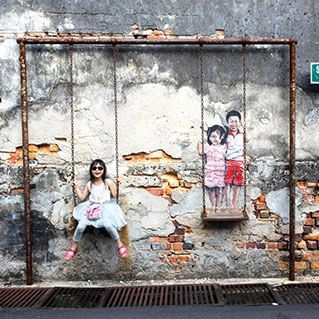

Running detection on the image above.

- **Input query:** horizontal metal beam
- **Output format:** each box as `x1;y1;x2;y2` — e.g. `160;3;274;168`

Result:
17;34;297;45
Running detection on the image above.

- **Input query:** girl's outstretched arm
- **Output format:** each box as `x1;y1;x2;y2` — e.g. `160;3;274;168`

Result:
71;181;89;202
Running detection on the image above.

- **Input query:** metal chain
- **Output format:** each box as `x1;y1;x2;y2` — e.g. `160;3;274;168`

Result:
242;44;247;211
112;43;119;202
69;43;76;205
199;44;206;214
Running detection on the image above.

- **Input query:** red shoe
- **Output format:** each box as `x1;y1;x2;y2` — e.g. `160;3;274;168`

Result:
64;246;77;261
118;244;128;258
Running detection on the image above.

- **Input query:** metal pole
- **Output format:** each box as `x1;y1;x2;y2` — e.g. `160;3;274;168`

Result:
289;42;297;281
18;35;296;46
19;40;33;285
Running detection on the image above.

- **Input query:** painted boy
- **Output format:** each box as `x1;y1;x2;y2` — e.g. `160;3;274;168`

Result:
224;110;245;210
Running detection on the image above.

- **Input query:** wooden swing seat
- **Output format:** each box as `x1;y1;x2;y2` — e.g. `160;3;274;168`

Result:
202;208;248;222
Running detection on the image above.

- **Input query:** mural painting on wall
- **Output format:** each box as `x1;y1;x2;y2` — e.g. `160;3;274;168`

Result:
197;110;245;214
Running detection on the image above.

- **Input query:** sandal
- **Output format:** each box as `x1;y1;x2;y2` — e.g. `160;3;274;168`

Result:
118;244;128;258
64;246;77;261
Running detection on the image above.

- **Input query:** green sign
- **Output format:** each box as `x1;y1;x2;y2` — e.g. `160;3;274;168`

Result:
311;63;319;84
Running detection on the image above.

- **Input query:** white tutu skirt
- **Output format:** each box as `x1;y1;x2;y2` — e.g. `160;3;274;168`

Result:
73;198;127;230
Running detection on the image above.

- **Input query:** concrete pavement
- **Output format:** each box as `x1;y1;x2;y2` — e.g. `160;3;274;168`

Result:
1;304;319;319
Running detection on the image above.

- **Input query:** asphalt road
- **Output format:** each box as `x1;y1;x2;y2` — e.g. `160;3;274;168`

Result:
1;304;319;319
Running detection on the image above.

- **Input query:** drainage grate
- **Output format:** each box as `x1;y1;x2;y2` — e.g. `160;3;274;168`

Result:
40;287;112;308
104;284;222;307
2;283;319;308
0;284;222;308
221;283;279;305
273;283;319;304
0;288;50;308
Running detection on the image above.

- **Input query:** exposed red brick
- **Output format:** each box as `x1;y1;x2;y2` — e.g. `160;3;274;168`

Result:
266;242;278;250
304;218;314;226
167;255;178;263
29;152;37;160
304;233;319;241
258;194;266;203
161;173;180;188
294;261;308;270
122;150;181;163
174;250;192;255
307;182;317;187
175;227;186;235
176;255;191;263
312;211;319;218
278;261;288;269
49;144;59;152
164;185;173;196
7;152;22;164
167;255;190;264
295;251;303;261
28;144;38;152
278;241;288;251
149;236;167;243
168;234;184;242
297;240;307;249
246;242;256;249
235;242;245;249
297;181;307;188
146;187;165;196
302;252;319;262
306;240;318;250
183;181;193;188
310;262;319;270
255;202;267;210
170;242;184;251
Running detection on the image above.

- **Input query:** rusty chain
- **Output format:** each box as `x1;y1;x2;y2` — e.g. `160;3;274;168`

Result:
112;43;119;202
199;44;206;213
69;43;76;205
242;44;247;211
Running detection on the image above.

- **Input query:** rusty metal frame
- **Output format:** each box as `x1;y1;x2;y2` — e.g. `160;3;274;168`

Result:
17;33;297;284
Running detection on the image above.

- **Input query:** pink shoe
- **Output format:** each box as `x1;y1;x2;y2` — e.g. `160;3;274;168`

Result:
64;246;77;261
118;244;128;258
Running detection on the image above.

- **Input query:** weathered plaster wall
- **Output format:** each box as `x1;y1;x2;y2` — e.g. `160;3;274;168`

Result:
0;0;319;284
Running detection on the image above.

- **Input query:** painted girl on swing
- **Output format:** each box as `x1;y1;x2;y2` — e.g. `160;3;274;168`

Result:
64;159;128;261
197;124;227;212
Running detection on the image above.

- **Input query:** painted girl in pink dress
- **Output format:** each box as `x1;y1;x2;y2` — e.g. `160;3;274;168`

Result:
197;125;227;211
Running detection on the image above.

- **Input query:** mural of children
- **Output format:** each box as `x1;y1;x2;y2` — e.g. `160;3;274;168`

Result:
224;110;245;211
197;125;227;211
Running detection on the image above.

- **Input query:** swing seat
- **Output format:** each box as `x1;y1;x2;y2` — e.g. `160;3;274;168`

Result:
202;207;248;222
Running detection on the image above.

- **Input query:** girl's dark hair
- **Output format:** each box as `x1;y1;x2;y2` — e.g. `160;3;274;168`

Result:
207;125;227;145
226;110;241;122
89;159;107;181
